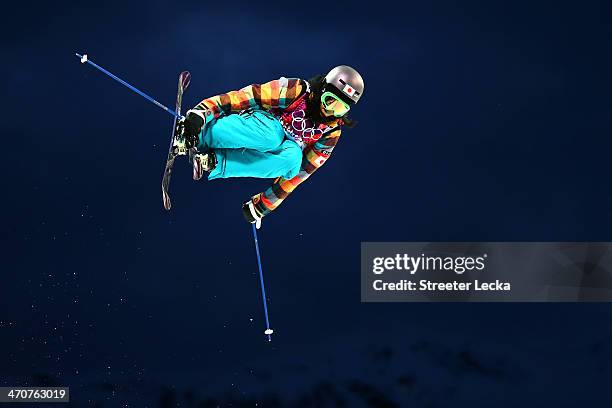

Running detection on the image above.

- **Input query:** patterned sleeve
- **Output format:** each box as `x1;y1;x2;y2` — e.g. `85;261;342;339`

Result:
194;77;305;120
251;127;342;217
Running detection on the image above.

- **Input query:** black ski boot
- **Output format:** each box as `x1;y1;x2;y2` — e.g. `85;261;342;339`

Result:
192;151;217;180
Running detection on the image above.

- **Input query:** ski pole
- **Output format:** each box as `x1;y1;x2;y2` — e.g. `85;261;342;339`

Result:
251;223;273;342
75;53;183;119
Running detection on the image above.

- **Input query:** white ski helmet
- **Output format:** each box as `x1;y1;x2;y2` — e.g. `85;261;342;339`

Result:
324;65;364;104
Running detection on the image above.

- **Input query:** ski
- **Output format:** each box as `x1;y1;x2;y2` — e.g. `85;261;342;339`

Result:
162;71;192;210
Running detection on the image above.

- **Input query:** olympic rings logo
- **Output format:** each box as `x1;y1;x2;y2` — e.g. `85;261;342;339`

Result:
290;110;322;141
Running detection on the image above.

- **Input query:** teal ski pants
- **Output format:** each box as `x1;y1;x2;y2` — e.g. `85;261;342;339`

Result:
197;109;303;180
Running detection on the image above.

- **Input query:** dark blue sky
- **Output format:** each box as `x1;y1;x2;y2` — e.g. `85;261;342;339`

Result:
2;1;612;406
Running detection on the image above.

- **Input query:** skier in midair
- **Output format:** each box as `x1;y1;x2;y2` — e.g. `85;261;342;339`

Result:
179;65;364;228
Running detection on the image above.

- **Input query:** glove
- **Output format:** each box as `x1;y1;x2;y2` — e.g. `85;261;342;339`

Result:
242;200;263;229
180;109;206;149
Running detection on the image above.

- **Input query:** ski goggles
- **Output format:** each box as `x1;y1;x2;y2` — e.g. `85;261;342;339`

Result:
320;91;351;117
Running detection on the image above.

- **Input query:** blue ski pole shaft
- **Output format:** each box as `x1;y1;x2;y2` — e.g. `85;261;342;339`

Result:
251;224;273;342
75;53;182;119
